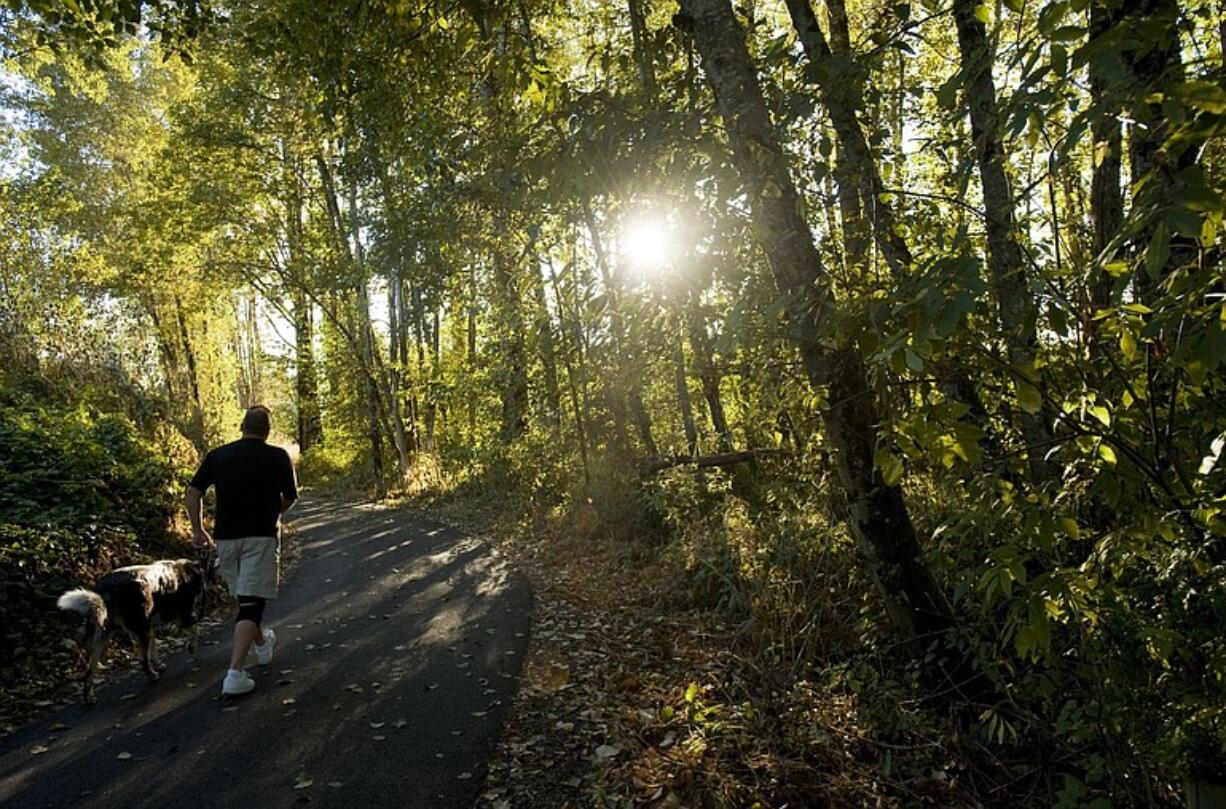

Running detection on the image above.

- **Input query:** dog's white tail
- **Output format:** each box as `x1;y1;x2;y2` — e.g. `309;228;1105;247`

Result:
57;589;107;627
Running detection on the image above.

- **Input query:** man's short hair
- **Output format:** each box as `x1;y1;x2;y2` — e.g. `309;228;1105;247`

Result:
241;405;271;438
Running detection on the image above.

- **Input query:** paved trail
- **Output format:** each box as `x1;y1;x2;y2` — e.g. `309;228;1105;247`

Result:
0;499;532;808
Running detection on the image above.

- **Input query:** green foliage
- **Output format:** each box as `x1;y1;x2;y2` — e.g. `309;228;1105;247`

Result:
0;390;187;537
0;382;194;666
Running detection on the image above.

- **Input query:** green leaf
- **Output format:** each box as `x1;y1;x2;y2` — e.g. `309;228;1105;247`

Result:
1016;382;1043;414
1048;25;1085;42
684;682;700;703
1120;328;1137;360
1058;517;1080;539
1144;223;1170;278
974;3;992;23
1088;404;1110;427
1098;443;1117;465
875;449;905;486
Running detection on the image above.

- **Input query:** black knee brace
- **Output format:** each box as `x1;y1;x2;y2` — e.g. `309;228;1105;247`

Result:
236;597;266;625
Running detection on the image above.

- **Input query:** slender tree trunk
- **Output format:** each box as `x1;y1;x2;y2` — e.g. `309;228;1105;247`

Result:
467;268;479;440
627;0;657;102
532;261;562;428
676;0;955;641
1122;0;1199;297
951;0;1055;482
293;289;323;451
1088;0;1124;315
686;299;732;451
147;302;180;405
492;249;530;442
548;256;592;483
785;0;910;275
173;293;205;447
672;333;699;457
285;158;323;452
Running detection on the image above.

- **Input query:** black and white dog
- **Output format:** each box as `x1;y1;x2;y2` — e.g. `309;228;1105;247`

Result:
57;559;206;704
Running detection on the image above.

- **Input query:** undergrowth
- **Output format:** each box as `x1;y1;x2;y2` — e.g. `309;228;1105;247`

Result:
402;443;1186;807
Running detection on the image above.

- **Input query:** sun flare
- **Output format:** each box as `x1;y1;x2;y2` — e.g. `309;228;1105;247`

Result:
620;218;674;271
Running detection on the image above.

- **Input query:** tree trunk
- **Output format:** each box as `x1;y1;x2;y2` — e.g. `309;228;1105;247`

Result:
686;299;732;451
532;261;562;429
627;0;657;102
672;336;699;456
292;289;323;452
493;249;529;442
173;293;205;448
951;0;1055;482
548;256;592;484
285;158;323;452
785;0;910;275
676;0;955;640
1087;0;1125;314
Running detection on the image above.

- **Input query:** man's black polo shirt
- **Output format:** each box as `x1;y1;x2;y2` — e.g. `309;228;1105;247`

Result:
189;438;298;540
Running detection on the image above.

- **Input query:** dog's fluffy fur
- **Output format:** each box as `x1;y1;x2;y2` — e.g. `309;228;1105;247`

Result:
58;559;205;704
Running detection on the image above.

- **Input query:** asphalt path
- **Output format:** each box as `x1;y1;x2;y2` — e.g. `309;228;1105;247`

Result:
0;499;532;808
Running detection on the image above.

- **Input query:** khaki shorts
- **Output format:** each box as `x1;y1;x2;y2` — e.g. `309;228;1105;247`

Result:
216;536;280;600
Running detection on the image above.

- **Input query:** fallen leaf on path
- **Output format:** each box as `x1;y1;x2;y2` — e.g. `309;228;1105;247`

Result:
327;782;344;788
117;752;132;760
369;721;385;729
457;772;472;780
30;745;48;755
595;744;621;760
293;773;313;790
393;719;407;728
372;735;386;741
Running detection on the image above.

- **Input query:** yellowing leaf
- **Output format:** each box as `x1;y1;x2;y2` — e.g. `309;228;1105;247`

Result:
1016;382;1043;414
1120;329;1137;361
1058;517;1080;539
875;448;905;486
1098;443;1118;465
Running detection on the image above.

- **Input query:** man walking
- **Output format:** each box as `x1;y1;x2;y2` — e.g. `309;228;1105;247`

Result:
187;405;298;696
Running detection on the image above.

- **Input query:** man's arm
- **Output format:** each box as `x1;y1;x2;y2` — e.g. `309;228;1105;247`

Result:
280;449;299;514
187;449;215;550
186;485;214;550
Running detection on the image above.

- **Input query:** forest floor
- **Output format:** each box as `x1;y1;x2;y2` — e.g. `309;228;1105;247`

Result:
422;496;977;808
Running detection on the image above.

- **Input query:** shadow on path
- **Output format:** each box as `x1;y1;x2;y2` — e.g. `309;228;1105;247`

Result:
0;498;532;808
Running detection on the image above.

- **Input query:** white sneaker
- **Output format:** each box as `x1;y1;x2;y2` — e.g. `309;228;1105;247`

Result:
253;628;276;665
222;669;255;696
